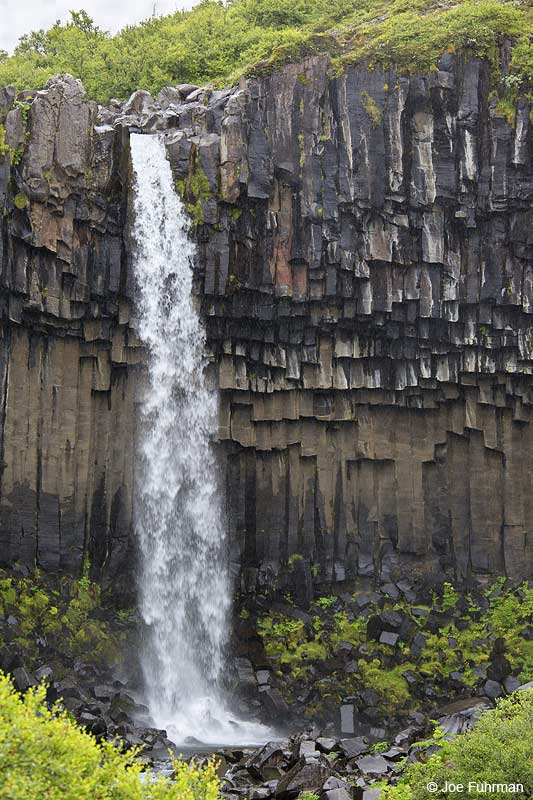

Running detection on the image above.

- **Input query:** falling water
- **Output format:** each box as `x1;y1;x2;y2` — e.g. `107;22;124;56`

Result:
130;134;269;746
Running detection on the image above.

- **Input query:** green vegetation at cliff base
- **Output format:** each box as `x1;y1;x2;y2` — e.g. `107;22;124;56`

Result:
0;672;220;800
1;1;533;103
0;568;126;673
255;579;533;721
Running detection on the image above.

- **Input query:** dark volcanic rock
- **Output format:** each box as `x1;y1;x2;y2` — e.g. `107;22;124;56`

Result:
355;754;389;776
2;51;533;595
275;755;331;798
339;737;369;759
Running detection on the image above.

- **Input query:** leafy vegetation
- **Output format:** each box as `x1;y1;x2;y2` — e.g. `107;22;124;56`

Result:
0;569;124;671
256;580;533;720
0;1;533;103
0;672;220;800
381;689;533;799
176;155;214;225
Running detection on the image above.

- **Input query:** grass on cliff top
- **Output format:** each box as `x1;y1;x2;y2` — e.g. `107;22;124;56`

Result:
0;1;533;104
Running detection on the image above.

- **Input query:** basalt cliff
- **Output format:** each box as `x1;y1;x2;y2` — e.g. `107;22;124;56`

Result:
1;54;533;594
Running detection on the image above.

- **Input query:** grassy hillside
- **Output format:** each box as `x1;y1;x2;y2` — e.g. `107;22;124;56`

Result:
0;1;532;103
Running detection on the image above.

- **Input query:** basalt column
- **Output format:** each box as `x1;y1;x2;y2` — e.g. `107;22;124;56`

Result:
0;76;139;579
2;55;533;592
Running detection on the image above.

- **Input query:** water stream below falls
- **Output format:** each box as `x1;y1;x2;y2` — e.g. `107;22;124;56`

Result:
130;133;270;747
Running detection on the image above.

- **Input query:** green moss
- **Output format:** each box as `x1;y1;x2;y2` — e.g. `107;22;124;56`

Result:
14;192;28;210
227;273;243;293
315;595;337;610
361;90;381;127
178;154;214;226
256;579;533;722
0;569;124;670
288;552;303;569
188;160;211;201
227;207;242;221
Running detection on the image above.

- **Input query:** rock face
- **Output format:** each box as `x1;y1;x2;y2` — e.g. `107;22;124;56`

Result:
2;57;533;589
0;75;138;578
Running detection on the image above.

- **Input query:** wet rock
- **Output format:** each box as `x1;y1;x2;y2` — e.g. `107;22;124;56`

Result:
339;738;369;759
487;653;511;682
56;679;83;700
249;788;275;800
316;738;338;754
92;684;117;701
256;669;272;686
245;741;288;779
380;584;399;601
354;754;389;776
259;686;290;717
297;740;318;758
381;746;405;760
366;616;382;642
378;631;399;647
483;679;502;699
362;790;382;800
321;788;352;800
34;665;53;682
436;697;492;735
61;697;84;714
335;641;355;658
275;755;331;799
380;610;402;630
123;89;155;115
12;666;34;692
236;657;257;688
394;726;420;747
339;705;356;735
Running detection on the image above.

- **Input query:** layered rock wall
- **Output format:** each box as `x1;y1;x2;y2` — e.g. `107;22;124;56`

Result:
0;77;138;577
162;55;533;590
2;56;533;590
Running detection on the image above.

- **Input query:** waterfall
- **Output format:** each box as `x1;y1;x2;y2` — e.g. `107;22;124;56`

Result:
130;133;269;747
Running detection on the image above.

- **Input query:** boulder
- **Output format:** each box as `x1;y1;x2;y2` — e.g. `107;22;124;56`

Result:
259;686;290;717
339;704;355;735
354;754;389;776
378;631;399;647
339;737;369;758
275;756;331;798
483;679;502;699
12;666;34;692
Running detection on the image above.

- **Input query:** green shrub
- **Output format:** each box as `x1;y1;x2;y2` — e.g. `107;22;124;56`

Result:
357;659;414;710
0;569;122;670
0;1;533;103
382;690;533;799
0;672;220;800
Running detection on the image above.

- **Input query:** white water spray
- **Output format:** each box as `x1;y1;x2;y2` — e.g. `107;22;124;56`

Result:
130;134;270;746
